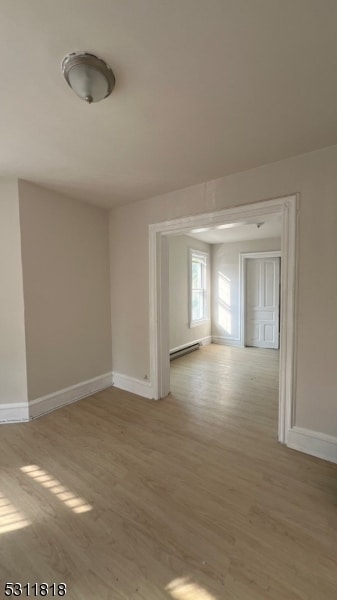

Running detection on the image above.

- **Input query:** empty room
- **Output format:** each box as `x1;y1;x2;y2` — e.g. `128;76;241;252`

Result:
1;2;337;599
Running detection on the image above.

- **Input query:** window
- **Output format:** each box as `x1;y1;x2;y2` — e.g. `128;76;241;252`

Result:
190;250;209;326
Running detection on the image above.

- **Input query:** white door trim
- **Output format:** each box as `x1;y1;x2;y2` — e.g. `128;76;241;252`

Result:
239;251;281;348
149;194;298;444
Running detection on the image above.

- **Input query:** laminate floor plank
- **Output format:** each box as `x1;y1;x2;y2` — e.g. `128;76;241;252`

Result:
1;345;337;599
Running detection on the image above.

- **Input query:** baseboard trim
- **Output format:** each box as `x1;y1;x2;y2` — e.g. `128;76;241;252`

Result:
287;426;337;465
29;372;113;419
170;336;212;354
0;403;30;423
212;336;242;347
112;372;154;399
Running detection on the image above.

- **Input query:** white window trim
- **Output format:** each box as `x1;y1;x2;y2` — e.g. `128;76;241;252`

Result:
189;248;210;328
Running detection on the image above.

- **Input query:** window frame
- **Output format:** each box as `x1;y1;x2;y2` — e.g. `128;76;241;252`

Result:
189;249;209;327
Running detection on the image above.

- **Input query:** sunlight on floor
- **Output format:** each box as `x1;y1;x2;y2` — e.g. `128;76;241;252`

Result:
0;492;31;534
166;577;217;600
20;465;92;514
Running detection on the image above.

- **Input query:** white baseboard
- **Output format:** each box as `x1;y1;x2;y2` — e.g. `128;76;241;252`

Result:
212;336;242;347
29;372;113;419
0;402;30;424
170;336;212;354
112;372;154;400
287;426;337;465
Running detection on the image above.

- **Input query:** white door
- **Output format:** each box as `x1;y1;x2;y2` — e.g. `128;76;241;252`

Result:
245;257;280;349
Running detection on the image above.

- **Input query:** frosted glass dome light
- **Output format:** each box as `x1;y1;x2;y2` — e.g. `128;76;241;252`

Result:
62;52;115;104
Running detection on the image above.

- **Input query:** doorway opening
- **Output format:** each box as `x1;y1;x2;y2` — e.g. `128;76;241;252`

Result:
149;195;298;444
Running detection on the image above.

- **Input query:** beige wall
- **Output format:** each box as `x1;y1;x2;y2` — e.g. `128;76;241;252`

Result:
19;181;112;401
108;187;208;380
169;235;211;350
109;207;150;380
0;181;27;405
211;238;281;343
109;144;337;437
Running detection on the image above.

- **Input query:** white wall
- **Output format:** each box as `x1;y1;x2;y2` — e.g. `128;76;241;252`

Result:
19;181;112;401
169;235;211;350
0;181;28;406
211;238;281;345
109;144;337;438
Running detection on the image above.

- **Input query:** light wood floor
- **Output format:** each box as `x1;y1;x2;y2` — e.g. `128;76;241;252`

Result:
1;345;337;599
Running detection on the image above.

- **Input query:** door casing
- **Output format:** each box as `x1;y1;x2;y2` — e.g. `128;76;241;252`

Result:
149;195;298;444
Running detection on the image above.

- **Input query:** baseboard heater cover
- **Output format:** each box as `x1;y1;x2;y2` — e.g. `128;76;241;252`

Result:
170;342;200;361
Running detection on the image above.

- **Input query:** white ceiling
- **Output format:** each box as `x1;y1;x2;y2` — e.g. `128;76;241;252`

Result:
1;1;337;208
187;215;281;244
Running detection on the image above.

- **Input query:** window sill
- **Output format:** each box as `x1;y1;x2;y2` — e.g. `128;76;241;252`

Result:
189;318;210;329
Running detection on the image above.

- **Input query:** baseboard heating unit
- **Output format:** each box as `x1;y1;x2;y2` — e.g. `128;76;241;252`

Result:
170;342;200;361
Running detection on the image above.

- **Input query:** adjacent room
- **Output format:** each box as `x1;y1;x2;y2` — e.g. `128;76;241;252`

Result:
1;2;337;599
169;219;282;436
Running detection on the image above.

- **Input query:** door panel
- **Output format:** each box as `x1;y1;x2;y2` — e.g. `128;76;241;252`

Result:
246;257;280;349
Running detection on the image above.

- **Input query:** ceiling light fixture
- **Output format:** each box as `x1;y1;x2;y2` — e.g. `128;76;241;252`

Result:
62;52;115;104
